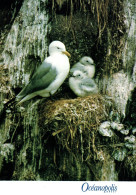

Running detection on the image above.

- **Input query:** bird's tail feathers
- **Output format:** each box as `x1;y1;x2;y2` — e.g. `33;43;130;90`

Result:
16;83;31;102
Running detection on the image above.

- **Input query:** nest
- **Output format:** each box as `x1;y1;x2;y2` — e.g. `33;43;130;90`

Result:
39;94;114;158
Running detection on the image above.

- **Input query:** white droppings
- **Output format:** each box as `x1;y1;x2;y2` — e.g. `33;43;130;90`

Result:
99;121;114;137
120;129;129;135
132;128;136;135
106;72;134;117
124;135;135;144
1;0;50;172
0;143;14;162
2;0;50;89
112;148;127;162
110;122;124;131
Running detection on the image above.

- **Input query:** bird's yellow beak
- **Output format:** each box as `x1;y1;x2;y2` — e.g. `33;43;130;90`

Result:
62;51;71;57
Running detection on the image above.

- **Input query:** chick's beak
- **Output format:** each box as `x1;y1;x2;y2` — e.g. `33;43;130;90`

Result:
62;51;71;57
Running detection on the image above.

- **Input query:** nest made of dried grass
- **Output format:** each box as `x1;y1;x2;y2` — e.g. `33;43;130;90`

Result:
39;94;114;156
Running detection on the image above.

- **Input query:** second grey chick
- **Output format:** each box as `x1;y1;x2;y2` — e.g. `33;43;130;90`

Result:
71;56;95;78
69;70;98;97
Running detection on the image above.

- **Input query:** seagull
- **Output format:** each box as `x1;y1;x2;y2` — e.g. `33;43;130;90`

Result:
71;56;95;78
69;70;98;97
16;40;71;104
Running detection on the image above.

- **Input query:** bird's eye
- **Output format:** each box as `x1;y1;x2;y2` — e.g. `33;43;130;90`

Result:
57;47;60;49
77;74;81;77
86;60;89;63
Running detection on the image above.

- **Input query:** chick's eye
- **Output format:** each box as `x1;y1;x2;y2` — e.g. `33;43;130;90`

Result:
77;74;81;77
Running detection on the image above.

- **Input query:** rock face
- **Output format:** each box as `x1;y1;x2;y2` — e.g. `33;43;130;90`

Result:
0;0;136;180
2;0;49;88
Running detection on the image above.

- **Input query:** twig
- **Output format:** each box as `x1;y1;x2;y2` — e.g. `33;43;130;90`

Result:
52;129;65;136
97;143;125;148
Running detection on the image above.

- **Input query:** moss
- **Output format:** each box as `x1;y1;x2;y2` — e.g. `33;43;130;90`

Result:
0;65;10;93
0;0;134;181
12;169;36;181
49;0;126;80
117;155;136;181
124;155;136;180
125;87;136;127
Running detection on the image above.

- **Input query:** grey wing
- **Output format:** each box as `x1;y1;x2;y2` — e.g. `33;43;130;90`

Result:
70;67;78;74
70;65;86;75
72;62;82;68
17;61;57;99
31;61;52;79
80;78;97;92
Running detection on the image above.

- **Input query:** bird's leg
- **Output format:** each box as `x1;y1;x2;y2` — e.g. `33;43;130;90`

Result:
49;92;55;101
49;92;54;101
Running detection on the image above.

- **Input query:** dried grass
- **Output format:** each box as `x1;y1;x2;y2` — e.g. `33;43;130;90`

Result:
39;94;114;159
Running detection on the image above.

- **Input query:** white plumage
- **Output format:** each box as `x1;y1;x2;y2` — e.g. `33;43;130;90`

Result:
16;41;70;104
69;69;98;97
71;56;95;78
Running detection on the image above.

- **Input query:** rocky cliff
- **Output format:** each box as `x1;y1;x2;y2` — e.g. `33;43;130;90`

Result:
0;0;135;180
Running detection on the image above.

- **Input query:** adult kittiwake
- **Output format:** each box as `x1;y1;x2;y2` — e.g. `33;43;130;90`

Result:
69;70;98;97
16;40;71;104
71;56;95;78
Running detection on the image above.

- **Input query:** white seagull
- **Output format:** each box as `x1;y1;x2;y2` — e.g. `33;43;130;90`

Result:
71;56;95;78
69;70;98;97
16;41;71;104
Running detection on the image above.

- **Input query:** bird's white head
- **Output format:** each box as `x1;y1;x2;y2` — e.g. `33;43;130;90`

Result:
80;56;94;66
49;41;71;57
72;70;85;80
